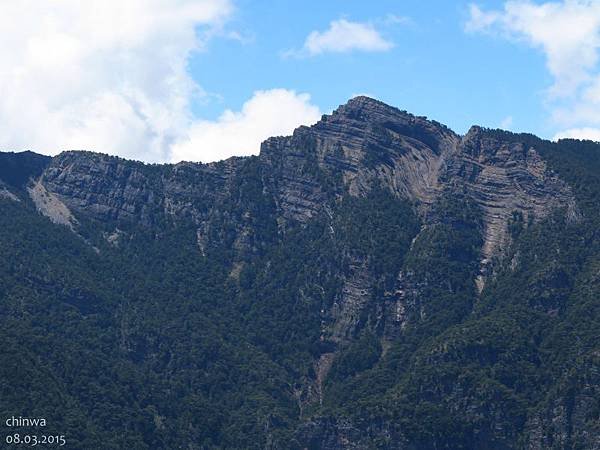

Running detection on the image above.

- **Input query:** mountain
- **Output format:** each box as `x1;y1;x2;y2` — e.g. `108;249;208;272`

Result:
1;96;599;449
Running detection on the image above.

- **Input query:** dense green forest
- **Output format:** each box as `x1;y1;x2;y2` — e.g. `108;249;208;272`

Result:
1;121;599;449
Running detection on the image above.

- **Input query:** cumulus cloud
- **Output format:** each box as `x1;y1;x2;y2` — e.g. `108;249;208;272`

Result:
466;1;600;96
1;2;327;163
466;0;600;140
171;89;322;163
288;19;393;57
0;0;258;163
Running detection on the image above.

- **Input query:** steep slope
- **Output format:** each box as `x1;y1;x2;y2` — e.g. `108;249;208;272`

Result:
33;97;576;293
1;97;598;449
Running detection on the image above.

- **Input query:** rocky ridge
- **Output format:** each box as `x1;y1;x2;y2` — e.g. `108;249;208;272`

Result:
34;97;575;261
27;97;577;334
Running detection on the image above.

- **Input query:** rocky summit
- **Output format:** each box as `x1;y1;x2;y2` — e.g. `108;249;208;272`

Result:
1;97;599;449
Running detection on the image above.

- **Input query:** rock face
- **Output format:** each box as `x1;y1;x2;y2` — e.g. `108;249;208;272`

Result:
23;96;579;346
41;151;166;226
259;96;457;218
32;97;576;260
258;98;574;254
27;97;578;339
34;97;575;264
28;179;76;228
448;126;576;259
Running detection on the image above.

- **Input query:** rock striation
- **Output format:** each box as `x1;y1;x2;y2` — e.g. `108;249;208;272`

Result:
448;126;576;258
32;97;575;263
28;96;578;330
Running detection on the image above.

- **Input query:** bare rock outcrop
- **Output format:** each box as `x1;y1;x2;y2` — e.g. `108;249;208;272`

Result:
0;185;19;202
28;179;76;228
32;98;577;271
448;126;576;261
30;96;578;336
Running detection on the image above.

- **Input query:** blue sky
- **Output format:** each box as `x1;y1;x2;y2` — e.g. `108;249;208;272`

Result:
193;0;548;135
1;1;600;162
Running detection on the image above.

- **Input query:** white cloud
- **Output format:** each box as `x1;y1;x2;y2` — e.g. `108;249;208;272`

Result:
290;19;393;57
0;0;238;163
499;116;514;129
170;89;322;163
553;127;600;142
467;1;600;139
466;1;600;97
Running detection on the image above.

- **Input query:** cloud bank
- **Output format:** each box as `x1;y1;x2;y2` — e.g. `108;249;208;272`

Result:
171;89;322;163
553;127;600;142
0;1;321;163
467;0;600;142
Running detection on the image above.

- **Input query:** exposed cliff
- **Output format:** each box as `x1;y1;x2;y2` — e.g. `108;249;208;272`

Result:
26;97;581;390
32;97;576;284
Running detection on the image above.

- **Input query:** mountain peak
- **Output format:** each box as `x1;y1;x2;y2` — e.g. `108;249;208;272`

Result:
344;95;388;108
333;95;413;120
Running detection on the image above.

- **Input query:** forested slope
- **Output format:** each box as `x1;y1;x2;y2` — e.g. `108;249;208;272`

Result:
0;97;599;449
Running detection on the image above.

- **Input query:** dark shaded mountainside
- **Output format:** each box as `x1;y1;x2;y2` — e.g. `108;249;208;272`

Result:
0;97;599;449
